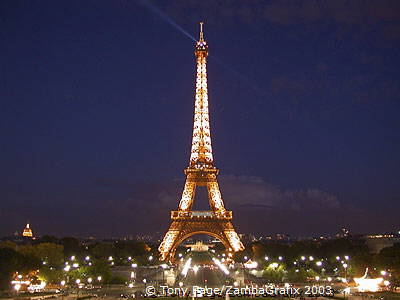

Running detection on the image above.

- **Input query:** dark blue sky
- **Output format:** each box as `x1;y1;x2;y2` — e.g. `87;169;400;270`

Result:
1;0;399;238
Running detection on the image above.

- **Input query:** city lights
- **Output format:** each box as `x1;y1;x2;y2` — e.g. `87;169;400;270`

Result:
0;14;398;300
354;269;383;292
269;262;279;269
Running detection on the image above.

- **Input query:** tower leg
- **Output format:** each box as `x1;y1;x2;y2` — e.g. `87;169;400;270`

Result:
207;176;226;212
158;226;180;261
178;178;197;211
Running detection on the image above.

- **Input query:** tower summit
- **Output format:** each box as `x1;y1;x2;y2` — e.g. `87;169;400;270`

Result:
158;23;244;262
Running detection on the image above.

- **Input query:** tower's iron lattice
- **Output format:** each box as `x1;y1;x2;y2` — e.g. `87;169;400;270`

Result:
158;23;244;262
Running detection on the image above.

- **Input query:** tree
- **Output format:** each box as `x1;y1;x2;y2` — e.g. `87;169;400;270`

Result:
89;260;111;282
60;237;82;257
19;243;64;267
92;243;114;259
67;261;112;283
38;267;63;283
0;241;17;251
35;235;59;244
375;243;400;270
0;248;39;290
263;263;287;283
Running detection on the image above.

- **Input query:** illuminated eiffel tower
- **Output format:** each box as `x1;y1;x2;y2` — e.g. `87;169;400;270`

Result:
158;23;244;262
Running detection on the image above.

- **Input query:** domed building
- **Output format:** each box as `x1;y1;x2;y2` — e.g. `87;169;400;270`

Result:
22;223;34;238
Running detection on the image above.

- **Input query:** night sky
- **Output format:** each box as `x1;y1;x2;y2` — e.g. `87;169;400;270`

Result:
1;1;399;238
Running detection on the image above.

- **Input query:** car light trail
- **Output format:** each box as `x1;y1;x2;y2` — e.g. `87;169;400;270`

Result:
212;258;229;275
181;257;192;276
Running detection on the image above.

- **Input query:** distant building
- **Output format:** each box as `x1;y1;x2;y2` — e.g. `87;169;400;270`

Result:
364;234;400;253
22;223;34;238
336;227;350;238
185;241;213;252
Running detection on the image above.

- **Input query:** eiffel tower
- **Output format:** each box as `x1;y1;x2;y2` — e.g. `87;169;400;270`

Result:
158;23;244;262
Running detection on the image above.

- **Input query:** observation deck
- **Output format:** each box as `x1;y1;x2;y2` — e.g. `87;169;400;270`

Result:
171;210;232;220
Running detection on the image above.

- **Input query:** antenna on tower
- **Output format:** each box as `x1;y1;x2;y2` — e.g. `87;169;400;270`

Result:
199;22;204;42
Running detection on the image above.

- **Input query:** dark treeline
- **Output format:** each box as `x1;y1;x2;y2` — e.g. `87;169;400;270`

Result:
0;236;158;290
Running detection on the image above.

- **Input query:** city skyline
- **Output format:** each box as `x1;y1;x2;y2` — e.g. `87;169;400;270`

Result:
1;0;400;237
